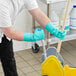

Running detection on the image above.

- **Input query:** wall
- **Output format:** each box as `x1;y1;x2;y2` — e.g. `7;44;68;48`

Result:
13;0;76;51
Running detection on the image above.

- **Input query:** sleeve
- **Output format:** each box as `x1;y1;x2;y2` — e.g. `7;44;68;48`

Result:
24;0;39;10
0;1;12;27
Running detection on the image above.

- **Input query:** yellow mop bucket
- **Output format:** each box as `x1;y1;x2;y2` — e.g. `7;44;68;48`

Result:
42;56;64;76
64;65;76;76
42;56;76;76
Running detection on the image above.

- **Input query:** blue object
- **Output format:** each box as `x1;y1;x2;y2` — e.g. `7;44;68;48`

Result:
73;5;76;8
36;28;42;31
45;22;66;40
23;28;45;42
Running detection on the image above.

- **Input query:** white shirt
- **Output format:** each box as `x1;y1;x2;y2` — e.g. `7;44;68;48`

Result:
0;0;38;43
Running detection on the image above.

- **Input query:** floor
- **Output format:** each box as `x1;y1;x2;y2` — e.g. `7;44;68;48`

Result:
0;39;76;76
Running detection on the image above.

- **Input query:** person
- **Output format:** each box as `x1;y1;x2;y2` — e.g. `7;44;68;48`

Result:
0;0;66;76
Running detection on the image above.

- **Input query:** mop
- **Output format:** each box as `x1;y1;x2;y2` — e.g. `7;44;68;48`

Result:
42;2;65;65
42;0;71;76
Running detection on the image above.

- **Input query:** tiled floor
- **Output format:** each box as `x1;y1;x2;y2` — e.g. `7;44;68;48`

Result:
0;39;76;76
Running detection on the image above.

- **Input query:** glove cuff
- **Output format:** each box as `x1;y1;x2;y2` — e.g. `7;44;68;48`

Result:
23;33;34;42
45;22;57;34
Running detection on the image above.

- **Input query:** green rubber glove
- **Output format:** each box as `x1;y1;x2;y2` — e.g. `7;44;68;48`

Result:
45;22;66;40
23;28;45;42
61;25;70;30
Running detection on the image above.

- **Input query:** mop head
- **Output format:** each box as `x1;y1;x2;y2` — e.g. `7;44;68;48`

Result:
42;47;57;62
42;47;64;66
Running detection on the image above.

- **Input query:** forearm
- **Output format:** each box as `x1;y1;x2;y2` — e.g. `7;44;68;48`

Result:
1;26;45;42
1;26;23;41
29;8;66;40
29;8;50;27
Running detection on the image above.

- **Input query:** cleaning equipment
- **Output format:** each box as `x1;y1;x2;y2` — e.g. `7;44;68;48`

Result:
42;56;64;76
70;5;76;30
42;0;73;76
41;40;64;65
59;9;70;32
42;0;65;65
64;65;76;76
42;55;76;76
57;0;71;53
41;0;65;65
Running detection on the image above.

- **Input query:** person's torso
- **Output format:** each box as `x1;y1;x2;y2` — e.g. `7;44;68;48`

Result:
0;0;38;43
8;0;25;25
0;0;25;43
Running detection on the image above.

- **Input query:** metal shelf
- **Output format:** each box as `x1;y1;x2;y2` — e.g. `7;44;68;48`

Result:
39;0;66;4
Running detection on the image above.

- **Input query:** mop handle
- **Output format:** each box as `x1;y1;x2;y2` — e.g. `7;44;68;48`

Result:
42;40;47;59
57;0;71;53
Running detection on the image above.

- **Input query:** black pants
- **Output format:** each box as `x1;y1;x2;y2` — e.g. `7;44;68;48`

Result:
0;35;18;76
